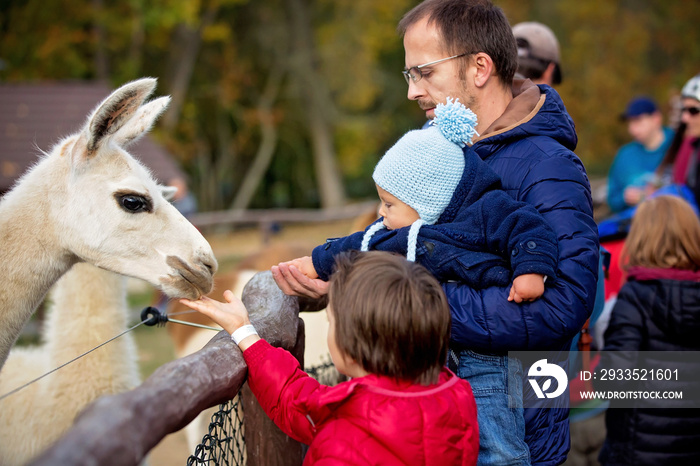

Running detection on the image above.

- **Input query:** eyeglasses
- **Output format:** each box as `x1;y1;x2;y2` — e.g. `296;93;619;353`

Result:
682;106;700;116
402;52;475;84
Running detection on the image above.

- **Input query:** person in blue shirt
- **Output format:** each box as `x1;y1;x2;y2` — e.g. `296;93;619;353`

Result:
607;96;674;213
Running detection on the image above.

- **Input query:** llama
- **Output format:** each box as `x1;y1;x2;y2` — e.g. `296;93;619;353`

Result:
0;77;217;372
0;263;140;464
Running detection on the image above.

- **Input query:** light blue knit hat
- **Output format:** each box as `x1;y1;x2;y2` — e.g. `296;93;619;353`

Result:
362;97;478;261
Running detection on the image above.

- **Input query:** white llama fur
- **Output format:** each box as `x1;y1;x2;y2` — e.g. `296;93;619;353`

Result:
0;77;218;372
0;263;141;464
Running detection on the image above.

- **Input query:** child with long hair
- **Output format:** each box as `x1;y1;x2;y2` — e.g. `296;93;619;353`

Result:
180;251;479;465
598;195;700;465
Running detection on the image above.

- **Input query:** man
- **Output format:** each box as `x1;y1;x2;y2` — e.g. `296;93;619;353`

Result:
273;1;599;464
512;21;562;86
512;20;610;466
607;96;673;213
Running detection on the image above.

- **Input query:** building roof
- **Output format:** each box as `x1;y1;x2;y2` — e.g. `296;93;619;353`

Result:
0;81;185;193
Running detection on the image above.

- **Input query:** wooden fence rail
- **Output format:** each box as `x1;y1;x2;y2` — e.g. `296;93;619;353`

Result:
30;271;306;466
188;201;378;232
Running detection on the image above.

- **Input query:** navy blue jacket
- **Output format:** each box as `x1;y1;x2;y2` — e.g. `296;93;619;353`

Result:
443;81;599;465
311;149;558;287
597;271;700;465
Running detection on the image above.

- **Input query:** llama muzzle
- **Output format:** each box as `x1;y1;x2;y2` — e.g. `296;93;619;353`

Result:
164;254;217;299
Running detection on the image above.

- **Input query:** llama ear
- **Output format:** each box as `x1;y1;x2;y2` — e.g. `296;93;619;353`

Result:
160;185;178;202
112;96;171;148
83;78;158;157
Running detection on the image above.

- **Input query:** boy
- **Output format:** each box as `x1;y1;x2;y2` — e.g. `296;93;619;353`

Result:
180;251;479;465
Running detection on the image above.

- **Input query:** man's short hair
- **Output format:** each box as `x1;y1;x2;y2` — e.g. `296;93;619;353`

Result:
512;21;562;84
398;0;518;87
328;250;451;385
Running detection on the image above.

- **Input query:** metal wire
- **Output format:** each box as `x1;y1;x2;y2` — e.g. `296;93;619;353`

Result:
0;320;147;402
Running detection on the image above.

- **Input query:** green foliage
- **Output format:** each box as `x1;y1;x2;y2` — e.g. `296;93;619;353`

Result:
3;0;700;207
503;0;700;176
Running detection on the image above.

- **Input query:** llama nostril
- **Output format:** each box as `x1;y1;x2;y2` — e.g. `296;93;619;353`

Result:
204;260;217;275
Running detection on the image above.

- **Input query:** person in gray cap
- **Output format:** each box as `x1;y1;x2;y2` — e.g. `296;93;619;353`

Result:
512;21;562;86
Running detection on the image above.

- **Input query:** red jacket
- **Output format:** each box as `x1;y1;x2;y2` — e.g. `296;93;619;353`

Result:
243;339;479;465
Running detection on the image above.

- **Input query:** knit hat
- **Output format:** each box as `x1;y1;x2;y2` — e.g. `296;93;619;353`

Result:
362;97;478;261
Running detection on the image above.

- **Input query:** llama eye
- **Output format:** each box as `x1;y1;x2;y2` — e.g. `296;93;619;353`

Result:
116;194;151;213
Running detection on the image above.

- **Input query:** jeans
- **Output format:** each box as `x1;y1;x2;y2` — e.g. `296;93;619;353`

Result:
449;349;530;466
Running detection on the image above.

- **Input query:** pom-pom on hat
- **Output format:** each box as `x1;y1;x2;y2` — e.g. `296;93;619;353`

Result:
364;97;477;261
372;97;476;225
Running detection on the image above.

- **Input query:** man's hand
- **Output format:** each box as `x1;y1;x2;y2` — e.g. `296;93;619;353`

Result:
623;186;645;206
271;262;330;298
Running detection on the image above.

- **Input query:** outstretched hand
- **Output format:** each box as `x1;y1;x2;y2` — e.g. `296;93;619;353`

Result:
179;289;250;335
271;262;329;299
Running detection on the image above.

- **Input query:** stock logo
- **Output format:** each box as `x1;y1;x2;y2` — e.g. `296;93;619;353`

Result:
528;359;568;399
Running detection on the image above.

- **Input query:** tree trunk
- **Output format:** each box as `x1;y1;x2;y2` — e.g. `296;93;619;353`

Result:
92;0;109;81
162;1;220;131
230;68;284;210
286;0;346;208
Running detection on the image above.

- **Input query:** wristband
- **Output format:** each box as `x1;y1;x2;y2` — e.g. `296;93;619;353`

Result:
231;324;258;345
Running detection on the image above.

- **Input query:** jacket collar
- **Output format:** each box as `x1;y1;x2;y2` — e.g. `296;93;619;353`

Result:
627;266;700;282
314;368;459;408
479;78;544;139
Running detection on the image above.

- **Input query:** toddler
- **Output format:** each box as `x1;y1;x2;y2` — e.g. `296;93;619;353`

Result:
290;97;558;301
181;250;479;465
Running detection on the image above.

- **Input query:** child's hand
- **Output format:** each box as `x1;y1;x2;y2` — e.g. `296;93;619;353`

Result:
279;256;318;279
179;290;250;335
508;274;545;303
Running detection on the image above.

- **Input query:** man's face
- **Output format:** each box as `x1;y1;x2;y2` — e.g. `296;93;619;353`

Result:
626;113;661;147
403;17;473;119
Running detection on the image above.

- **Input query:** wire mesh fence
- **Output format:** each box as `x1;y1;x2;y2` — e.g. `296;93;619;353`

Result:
186;395;246;466
186;355;339;466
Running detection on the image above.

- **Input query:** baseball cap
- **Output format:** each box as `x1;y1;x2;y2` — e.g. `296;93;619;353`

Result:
512;22;562;84
620;97;658;120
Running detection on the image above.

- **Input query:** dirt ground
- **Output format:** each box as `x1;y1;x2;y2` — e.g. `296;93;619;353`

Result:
141;218;360;465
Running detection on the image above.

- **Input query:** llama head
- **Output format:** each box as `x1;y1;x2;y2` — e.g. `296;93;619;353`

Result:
52;78;217;299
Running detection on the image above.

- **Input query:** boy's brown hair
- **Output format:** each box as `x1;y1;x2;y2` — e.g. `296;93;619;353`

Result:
328;250;451;385
622;195;700;271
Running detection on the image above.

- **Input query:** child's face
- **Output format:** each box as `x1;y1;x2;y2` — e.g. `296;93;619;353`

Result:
326;304;367;378
376;185;420;230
